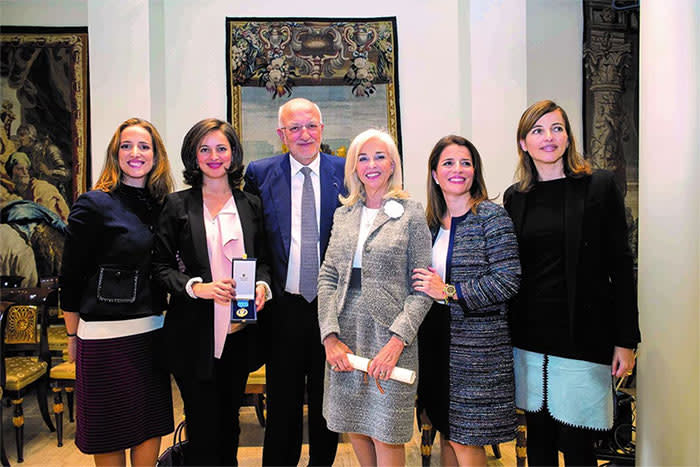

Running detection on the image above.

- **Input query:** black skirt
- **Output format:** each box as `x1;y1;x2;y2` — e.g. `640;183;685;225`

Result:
75;329;174;454
416;302;451;434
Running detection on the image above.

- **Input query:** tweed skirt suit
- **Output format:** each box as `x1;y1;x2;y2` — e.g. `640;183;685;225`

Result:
318;198;433;444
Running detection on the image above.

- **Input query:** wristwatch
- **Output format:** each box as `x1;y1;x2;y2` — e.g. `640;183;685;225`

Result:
443;283;457;302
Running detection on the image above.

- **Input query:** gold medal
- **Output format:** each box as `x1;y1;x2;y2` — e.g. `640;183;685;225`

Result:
236;308;248;318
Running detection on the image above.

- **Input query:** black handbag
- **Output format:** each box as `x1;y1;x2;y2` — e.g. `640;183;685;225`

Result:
157;420;188;466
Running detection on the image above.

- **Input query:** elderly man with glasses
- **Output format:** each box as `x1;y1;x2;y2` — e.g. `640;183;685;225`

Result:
244;97;346;466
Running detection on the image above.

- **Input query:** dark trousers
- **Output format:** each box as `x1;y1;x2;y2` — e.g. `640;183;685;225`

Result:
174;330;250;466
262;293;339;466
525;410;597;466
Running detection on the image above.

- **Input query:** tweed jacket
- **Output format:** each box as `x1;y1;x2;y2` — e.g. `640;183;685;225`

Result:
443;200;521;316
318;198;433;345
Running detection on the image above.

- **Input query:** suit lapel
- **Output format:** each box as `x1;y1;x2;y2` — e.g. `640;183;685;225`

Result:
319;153;343;258
233;190;255;257
271;155;292;260
335;204;362;308
186;188;212;281
509;190;527;238
367;203;391;240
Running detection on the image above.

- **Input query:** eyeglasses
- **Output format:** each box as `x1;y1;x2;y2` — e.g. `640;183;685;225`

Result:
279;123;322;134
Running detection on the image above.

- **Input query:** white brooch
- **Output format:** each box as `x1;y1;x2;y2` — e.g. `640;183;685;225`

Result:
384;200;404;219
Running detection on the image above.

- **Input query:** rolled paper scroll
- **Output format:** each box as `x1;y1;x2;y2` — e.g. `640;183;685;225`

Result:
346;353;416;385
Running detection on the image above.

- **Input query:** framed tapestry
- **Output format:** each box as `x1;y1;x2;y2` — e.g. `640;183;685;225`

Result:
0;26;91;286
226;17;401;165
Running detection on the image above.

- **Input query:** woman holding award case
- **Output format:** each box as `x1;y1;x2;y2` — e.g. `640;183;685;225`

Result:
152;118;271;466
413;135;520;466
318;129;433;466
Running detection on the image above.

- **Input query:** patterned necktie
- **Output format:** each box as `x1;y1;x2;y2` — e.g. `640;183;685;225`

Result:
299;167;318;302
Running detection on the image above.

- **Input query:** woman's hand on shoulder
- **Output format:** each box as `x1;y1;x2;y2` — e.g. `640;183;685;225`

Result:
612;346;636;378
323;334;353;372
192;278;236;306
412;266;446;301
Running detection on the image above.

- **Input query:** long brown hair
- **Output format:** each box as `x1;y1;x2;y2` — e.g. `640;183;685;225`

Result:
425;135;489;230
515;100;591;192
94;118;173;202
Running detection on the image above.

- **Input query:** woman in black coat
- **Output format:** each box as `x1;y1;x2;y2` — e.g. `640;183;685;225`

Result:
152;118;271;466
504;100;640;466
60;118;174;465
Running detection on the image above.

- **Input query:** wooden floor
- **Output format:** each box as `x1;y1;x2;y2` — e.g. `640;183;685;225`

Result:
0;377;520;466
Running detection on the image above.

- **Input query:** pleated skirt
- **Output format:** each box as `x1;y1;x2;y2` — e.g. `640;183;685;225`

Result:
75;330;174;454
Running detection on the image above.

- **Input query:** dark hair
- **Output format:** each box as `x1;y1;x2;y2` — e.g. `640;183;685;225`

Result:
181;119;244;189
515;100;591;192
93;117;174;202
425;135;489;230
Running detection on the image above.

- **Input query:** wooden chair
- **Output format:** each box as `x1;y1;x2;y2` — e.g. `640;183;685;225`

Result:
0;303;10;467
242;365;266;427
1;287;56;463
49;360;75;447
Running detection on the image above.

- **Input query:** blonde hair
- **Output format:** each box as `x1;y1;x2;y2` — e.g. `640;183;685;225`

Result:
339;129;408;206
94;118;173;202
515;100;591;192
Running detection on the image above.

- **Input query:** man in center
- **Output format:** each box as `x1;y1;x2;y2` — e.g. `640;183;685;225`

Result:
244;97;345;466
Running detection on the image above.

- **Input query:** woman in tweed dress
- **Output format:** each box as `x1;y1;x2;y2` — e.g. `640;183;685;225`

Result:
318;129;433;466
413;135;520;466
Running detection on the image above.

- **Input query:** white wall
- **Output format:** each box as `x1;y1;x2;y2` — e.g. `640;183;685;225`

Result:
637;0;700;464
527;0;583;150
468;0;528;201
1;0;87;25
160;0;463;198
1;0;582;202
88;0;153;183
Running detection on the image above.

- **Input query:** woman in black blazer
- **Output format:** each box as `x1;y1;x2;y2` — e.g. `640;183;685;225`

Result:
60;118;174;465
504;100;640;466
153;119;271;466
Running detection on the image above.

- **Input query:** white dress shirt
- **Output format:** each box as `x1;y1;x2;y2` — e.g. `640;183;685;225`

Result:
432;227;450;282
285;154;321;294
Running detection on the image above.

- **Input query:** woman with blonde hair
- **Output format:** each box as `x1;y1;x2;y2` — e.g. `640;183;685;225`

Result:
318;129;433;466
504;100;640;465
59;117;174;465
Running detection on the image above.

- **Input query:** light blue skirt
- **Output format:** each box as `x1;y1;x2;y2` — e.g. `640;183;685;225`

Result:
513;347;614;430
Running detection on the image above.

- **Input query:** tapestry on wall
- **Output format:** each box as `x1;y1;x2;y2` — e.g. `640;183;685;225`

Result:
583;2;639;271
225;17;401;165
0;26;91;287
